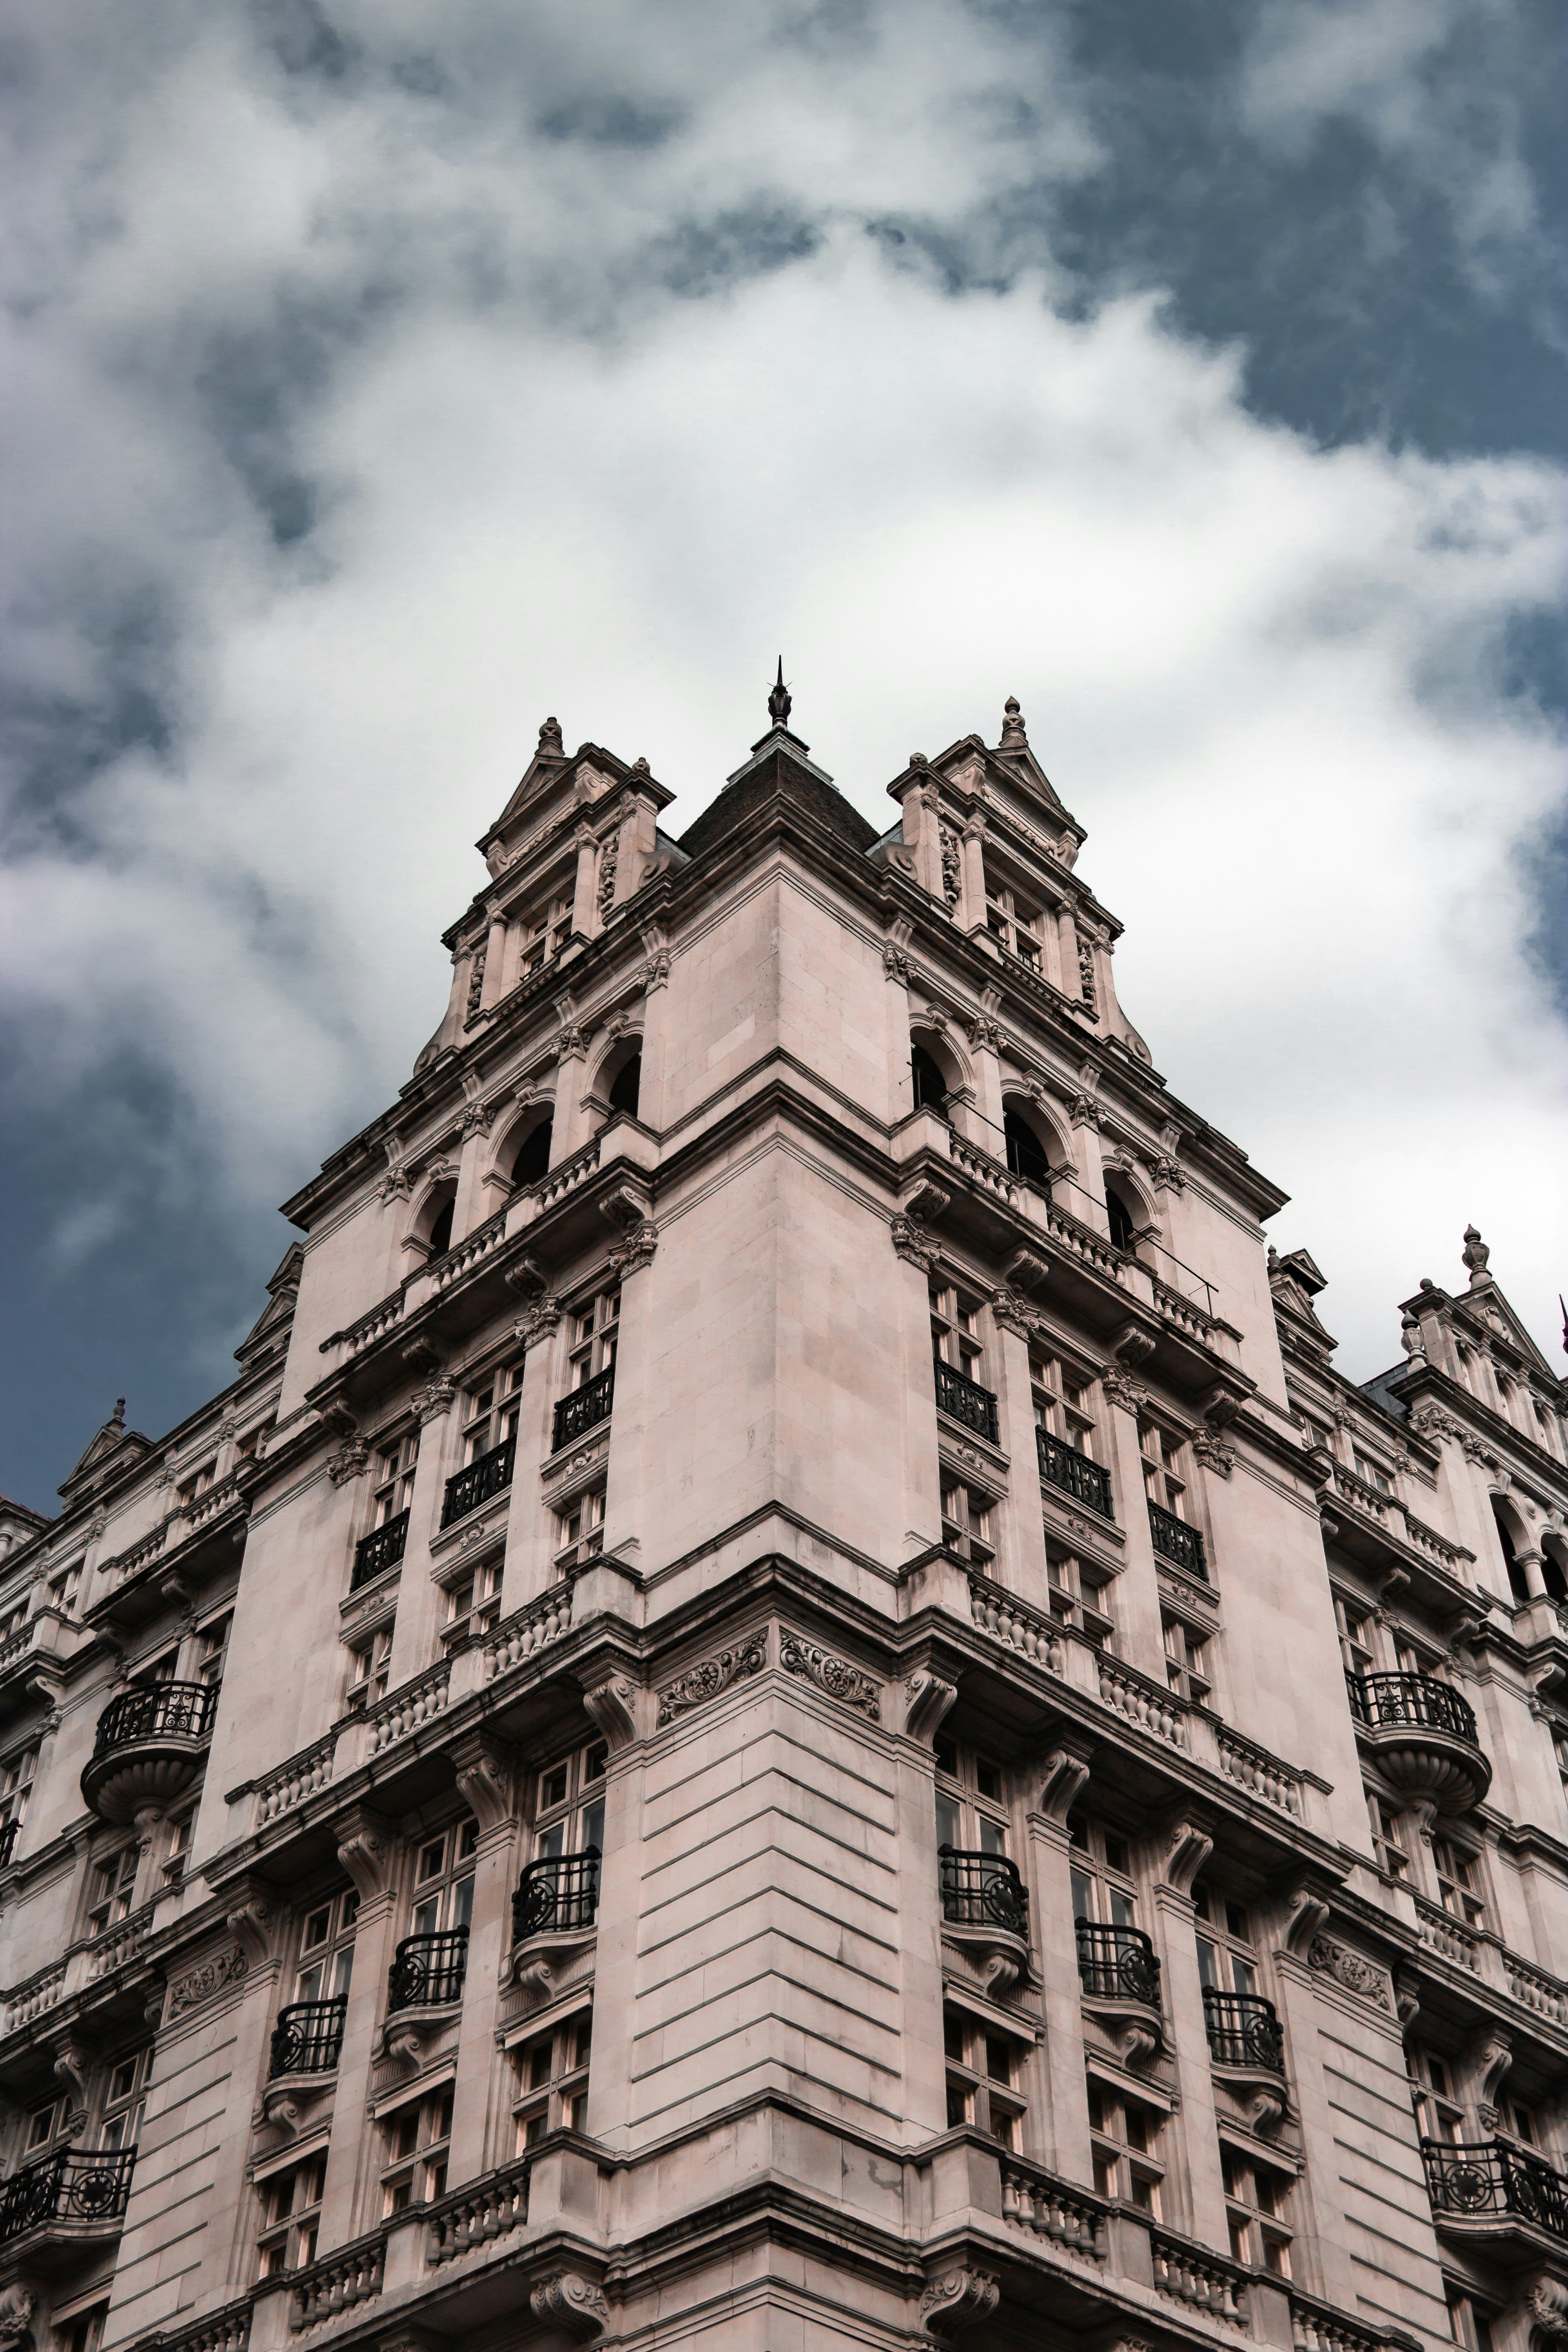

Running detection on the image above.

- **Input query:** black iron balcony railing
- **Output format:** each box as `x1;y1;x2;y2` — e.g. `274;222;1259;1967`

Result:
934;1358;1000;1446
937;1846;1029;1937
352;1509;409;1590
93;1681;216;1759
1348;1672;1479;1747
270;1996;348;2078
1423;2138;1568;2243
1037;1429;1114;1519
441;1434;516;1530
1203;1988;1285;2072
1076;1919;1161;2005
387;1927;469;2013
1147;1500;1207;1581
0;1819;18;1868
0;2147;136;2245
553;1368;614;1454
513;1849;602;1942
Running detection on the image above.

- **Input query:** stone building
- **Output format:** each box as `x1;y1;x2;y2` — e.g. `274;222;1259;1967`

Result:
0;686;1565;2352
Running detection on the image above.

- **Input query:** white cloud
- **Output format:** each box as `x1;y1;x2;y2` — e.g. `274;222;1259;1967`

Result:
1;2;1564;1384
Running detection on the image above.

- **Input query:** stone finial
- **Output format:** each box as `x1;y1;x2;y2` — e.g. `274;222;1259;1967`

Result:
111;1397;125;1428
767;657;792;727
999;696;1027;752
1461;1224;1490;1285
538;716;564;758
1400;1309;1426;1364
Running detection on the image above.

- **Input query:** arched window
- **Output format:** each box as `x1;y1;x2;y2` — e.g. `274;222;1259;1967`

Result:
1493;1510;1529;1606
1544;1550;1568;1605
1105;1185;1137;1254
1004;1110;1050;1188
912;1046;950;1118
608;1053;642;1120
426;1197;455;1261
511;1118;553;1188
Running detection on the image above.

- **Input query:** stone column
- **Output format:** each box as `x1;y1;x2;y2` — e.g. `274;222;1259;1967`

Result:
568;1686;642;2148
1098;1367;1166;1676
1147;1861;1229;2250
1066;1096;1111;1236
960;817;988;936
546;1018;593;1164
1056;908;1083;1009
892;1225;945;1554
632;940;673;1130
1023;1749;1095;2183
479;908;510;1011
568;824;598;938
989;1306;1049;1605
964;1012;1007;1145
444;1737;524;2183
498;1294;564;1619
601;1219;657;1567
1267;1929;1357;2308
383;1364;458;1690
316;1810;402;2250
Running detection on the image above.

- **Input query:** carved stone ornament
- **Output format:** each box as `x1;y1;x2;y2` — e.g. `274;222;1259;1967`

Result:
657;1634;767;1727
504;1253;549;1302
1152;1155;1185;1193
1191;1426;1236;1480
1162;1818;1215;1895
415;1375;457;1423
1279;1880;1332;1956
965;1014;1001;1054
227;1893;278;1965
903;1179;951;1226
903;1671;958;1745
517;1294;564;1344
326;1437;371;1485
1069;1090;1102;1129
460;1097;496;1140
608;1221;659;1278
1004;1247;1051;1296
891;1216;939;1273
939;827;963;909
451;1736;513;1833
1307;1934;1392;2010
529;2273;608;2339
779;1630;881;1720
1099;1366;1147;1414
581;1676;638;1751
167;1945;248;2017
989;1286;1035;1339
882;944;913;985
0;2286;38;2350
640;948;671;991
596;836;619;921
336;1809;398;1901
1036;1747;1093;1825
921;2266;1000;2337
1075;930;1098;1014
465;946;486;1019
1526;2279;1568;2346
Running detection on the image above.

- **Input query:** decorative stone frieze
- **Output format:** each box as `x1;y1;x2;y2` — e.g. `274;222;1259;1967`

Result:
779;1631;880;1720
1307;1935;1392;2010
167;1947;248;2018
656;1635;767;1727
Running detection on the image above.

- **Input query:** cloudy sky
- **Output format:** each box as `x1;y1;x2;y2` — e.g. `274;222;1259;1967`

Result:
3;0;1565;1508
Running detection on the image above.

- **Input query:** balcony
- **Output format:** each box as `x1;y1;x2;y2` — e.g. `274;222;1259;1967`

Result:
513;1850;601;1941
553;1367;613;1454
351;1509;408;1590
1348;1671;1490;1813
441;1435;515;1530
1148;1500;1206;1581
1037;1429;1113;1519
387;1926;468;2013
937;1847;1028;1938
0;2146;136;2249
81;1681;217;1824
1423;2138;1568;2245
270;1996;347;2078
1203;1988;1284;2073
934;1358;999;1446
1075;1920;1161;2006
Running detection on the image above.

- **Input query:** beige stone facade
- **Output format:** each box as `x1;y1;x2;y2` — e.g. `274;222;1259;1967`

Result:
1;692;1565;2352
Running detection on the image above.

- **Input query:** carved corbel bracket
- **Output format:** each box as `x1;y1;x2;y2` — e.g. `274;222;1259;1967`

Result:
903;1178;952;1227
1525;2278;1568;2348
580;1673;639;1753
920;2267;1001;2338
226;1886;281;1966
1110;1322;1157;1370
1003;1248;1050;1296
1036;1746;1093;1826
529;2273;609;2339
1248;2087;1289;2137
401;1335;444;1379
376;2020;426;2080
54;2034;93;2107
1275;1874;1334;1957
450;1734;516;1835
319;1396;360;1441
503;1254;549;1303
902;1671;958;1746
598;1184;651;1236
334;1807;399;1901
1160;1817;1215;1896
1469;2026;1514;2125
1116;2021;1162;2073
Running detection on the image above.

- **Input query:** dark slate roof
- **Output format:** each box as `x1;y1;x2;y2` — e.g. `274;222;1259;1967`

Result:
677;743;879;862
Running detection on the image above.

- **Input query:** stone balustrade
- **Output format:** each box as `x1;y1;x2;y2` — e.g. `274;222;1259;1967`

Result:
289;2235;385;2331
426;2157;530;2263
483;1587;574;1679
1150;2227;1250;2323
1000;2159;1107;2258
1290;2293;1385;2352
255;1730;339;1828
1097;1655;1188;1748
967;1577;1066;1676
366;1657;451;1755
1214;1725;1303;1817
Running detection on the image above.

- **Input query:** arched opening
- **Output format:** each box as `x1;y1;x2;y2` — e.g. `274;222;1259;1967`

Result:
608;1052;642;1121
1105;1182;1138;1254
1542;1538;1568;1605
911;1044;950;1119
511;1117;553;1188
1004;1108;1051;1188
425;1195;455;1262
1493;1508;1530;1605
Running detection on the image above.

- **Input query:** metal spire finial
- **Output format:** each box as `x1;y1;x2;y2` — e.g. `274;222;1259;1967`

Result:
767;658;791;729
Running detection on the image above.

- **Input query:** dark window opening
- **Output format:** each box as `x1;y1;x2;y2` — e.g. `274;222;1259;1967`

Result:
608;1054;641;1120
1494;1514;1530;1605
1004;1111;1050;1187
1544;1554;1568;1604
1105;1188;1137;1254
912;1046;949;1117
426;1199;455;1261
512;1119;553;1188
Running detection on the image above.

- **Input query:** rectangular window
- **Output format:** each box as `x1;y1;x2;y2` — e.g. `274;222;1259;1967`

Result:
1163;1615;1211;1703
61;2308;107;2352
1068;1817;1138;1931
195;1613;231;1687
161;1813;193;1889
442;1559;502;1646
87;1845;140;1938
554;1484;606;1575
345;1623;394;1710
380;2084;453;2212
462;1367;523;1465
1046;1549;1114;1647
933;1738;1010;1860
47;1561;84;1617
373;1430;419;1524
1139;1421;1188;1516
1432;1836;1486;1928
1087;2076;1165;2210
942;2006;1028;2147
0;1741;39;1829
409;1820;480;1937
1447;2292;1495;2352
568;1289;620;1387
534;1741;608;1864
295;1890;359;2002
256;2152;325;2276
930;1281;985;1382
1367;1793;1409;1880
1335;1596;1376;1676
940;1478;997;1571
1353;1451;1393;1495
1193;1884;1259;1994
1222;2142;1294;2271
1031;1352;1096;1454
982;873;1044;970
513;2008;593;2151
518;890;573;978
1408;2046;1465;2143
99;2046;152;2152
